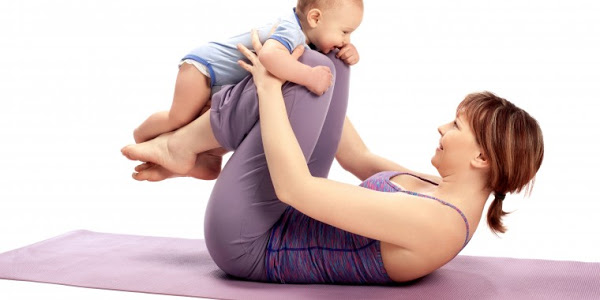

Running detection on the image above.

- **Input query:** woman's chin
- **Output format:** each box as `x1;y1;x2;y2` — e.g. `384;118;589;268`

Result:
431;154;439;169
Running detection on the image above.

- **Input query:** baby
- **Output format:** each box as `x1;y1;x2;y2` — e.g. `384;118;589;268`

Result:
126;0;363;180
133;0;364;144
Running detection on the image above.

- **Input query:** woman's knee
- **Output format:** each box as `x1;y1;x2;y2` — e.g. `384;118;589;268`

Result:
298;50;337;78
297;50;350;87
326;51;350;82
208;76;260;151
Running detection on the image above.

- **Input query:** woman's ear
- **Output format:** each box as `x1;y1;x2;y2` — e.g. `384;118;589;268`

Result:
471;152;490;170
306;8;322;28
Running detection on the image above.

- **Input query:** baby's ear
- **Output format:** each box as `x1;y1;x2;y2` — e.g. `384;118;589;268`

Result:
306;8;322;27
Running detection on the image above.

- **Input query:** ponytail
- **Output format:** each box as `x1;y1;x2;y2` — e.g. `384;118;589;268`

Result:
486;192;510;235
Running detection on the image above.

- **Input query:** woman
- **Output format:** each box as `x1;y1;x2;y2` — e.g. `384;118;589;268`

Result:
121;33;544;284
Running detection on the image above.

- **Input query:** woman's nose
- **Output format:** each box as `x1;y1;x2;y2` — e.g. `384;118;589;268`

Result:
438;121;451;135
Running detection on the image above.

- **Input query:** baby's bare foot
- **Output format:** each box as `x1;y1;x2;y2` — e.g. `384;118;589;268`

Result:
121;132;196;175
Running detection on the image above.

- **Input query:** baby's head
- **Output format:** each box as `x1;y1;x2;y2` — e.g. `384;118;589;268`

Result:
296;0;363;53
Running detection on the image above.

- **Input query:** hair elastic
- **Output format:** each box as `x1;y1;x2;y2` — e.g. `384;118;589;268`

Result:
495;193;506;201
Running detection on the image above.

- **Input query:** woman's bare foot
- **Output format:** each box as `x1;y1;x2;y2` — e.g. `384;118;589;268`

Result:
132;148;226;182
190;148;224;179
121;132;196;175
132;162;181;182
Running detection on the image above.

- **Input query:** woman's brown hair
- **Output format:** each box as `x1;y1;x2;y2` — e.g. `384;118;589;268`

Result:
458;92;544;235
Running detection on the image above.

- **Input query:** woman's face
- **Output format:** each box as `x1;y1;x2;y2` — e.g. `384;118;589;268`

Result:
431;113;483;176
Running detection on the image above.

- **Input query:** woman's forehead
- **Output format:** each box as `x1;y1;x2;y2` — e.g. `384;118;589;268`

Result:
454;110;468;120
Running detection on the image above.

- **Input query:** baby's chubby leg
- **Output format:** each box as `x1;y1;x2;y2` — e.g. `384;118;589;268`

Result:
133;63;211;143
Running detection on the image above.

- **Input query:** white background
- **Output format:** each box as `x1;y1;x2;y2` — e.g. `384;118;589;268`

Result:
1;0;599;299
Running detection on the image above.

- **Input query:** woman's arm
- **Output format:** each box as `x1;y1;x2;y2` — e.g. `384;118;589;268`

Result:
253;81;447;248
235;35;454;250
336;116;442;183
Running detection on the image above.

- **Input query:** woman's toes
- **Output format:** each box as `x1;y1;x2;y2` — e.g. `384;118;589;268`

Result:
132;171;146;181
132;164;174;182
144;166;173;182
135;162;154;172
146;169;172;182
133;169;155;181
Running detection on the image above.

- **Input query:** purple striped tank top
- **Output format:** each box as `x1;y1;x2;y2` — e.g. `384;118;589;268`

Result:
265;171;471;284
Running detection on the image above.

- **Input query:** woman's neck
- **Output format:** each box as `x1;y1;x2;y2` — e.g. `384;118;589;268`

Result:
434;171;491;213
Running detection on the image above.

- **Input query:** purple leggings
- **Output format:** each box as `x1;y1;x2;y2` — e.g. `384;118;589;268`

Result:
205;50;349;281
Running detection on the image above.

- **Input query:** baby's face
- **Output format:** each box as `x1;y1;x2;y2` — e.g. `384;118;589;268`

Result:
311;4;363;53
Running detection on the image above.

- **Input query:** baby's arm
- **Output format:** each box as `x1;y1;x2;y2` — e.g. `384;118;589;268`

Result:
258;39;332;95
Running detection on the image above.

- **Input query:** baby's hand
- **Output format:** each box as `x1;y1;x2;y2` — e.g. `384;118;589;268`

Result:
306;66;333;96
336;43;359;66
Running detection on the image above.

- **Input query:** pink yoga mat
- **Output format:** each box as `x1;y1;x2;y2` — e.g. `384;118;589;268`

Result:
0;230;598;299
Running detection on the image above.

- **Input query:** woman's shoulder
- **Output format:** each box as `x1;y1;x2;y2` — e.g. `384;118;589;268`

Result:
386;170;442;187
409;171;442;185
359;170;441;193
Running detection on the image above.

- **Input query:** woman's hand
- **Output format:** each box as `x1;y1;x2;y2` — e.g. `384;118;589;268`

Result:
237;29;305;89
